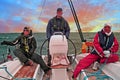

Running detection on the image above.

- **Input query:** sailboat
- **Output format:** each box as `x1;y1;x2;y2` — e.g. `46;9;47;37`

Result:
1;33;120;80
0;0;120;80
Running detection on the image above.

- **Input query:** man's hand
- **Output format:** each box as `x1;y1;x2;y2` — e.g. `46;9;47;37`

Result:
1;41;7;45
103;50;111;57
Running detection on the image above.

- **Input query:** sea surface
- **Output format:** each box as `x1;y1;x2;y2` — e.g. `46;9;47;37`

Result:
0;32;120;61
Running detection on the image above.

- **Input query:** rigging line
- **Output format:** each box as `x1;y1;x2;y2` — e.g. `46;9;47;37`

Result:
68;0;79;31
70;0;85;42
83;0;89;26
39;0;47;18
68;0;85;42
69;0;80;29
35;0;46;28
0;76;10;80
69;0;82;33
75;0;80;11
58;0;62;7
68;0;83;40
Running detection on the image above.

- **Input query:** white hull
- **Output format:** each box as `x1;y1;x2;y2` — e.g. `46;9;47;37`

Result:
0;54;120;80
0;58;44;80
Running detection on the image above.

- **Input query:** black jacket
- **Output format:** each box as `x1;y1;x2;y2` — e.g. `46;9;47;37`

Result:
1;33;37;55
46;16;70;39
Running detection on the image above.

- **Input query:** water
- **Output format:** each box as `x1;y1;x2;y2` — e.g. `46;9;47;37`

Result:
0;32;120;61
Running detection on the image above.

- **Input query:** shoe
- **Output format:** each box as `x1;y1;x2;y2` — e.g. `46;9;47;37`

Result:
45;69;52;76
42;73;50;80
25;60;33;66
43;69;52;80
92;61;99;71
72;75;77;80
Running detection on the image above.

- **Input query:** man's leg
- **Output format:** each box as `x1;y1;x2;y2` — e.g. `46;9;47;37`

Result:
47;53;51;66
73;54;100;78
13;49;29;63
47;40;51;66
31;53;51;73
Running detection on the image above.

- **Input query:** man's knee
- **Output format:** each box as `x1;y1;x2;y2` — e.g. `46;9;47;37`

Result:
112;54;119;62
13;49;18;56
31;53;41;60
31;53;37;58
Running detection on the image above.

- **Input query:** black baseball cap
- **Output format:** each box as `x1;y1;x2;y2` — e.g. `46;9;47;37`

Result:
57;8;62;12
23;27;30;32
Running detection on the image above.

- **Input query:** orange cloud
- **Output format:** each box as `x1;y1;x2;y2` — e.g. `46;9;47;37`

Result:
68;4;104;25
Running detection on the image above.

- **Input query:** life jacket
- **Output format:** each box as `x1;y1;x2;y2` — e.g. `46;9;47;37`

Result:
21;37;29;52
20;35;34;53
19;29;34;52
91;31;114;54
51;17;65;31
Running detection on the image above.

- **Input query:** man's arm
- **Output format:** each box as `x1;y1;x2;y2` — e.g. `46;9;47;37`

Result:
65;20;70;38
46;20;52;39
109;37;119;53
1;36;20;46
29;37;37;54
93;33;104;57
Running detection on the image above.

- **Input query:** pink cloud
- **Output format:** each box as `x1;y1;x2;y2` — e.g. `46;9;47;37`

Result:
0;20;10;33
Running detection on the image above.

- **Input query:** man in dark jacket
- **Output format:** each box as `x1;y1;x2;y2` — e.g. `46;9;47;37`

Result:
1;27;51;75
46;8;70;66
46;8;70;39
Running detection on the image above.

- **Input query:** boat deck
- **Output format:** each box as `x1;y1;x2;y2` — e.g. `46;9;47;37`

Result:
12;53;117;80
11;63;38;80
42;54;103;80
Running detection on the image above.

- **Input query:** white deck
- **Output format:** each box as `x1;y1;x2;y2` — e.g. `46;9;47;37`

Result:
0;58;43;80
102;61;120;80
0;58;22;80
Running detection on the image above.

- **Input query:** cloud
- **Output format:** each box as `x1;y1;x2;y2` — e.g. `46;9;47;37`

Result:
0;0;120;33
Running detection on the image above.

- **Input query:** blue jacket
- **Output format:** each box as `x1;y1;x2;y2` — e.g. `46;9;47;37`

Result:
46;16;70;39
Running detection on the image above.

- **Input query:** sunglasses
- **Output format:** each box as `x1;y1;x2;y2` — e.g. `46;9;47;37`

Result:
24;29;29;31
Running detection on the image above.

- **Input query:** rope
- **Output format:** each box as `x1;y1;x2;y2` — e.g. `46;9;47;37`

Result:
0;66;15;79
39;0;47;18
0;76;10;80
14;78;36;80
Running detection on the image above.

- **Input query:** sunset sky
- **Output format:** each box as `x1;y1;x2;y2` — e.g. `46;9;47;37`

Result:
0;0;120;33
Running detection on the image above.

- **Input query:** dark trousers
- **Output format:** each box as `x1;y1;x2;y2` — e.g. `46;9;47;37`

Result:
73;53;119;78
47;40;51;66
13;49;50;73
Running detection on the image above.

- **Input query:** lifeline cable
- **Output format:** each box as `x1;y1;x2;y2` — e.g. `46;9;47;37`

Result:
0;76;10;80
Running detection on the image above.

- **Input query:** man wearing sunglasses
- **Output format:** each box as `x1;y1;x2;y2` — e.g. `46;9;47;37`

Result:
1;27;51;76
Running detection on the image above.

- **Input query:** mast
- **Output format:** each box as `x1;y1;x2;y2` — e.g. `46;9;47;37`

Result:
67;0;86;42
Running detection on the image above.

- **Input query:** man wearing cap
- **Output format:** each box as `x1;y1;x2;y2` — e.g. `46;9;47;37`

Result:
46;8;70;39
72;23;119;79
1;27;51;75
46;8;70;66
